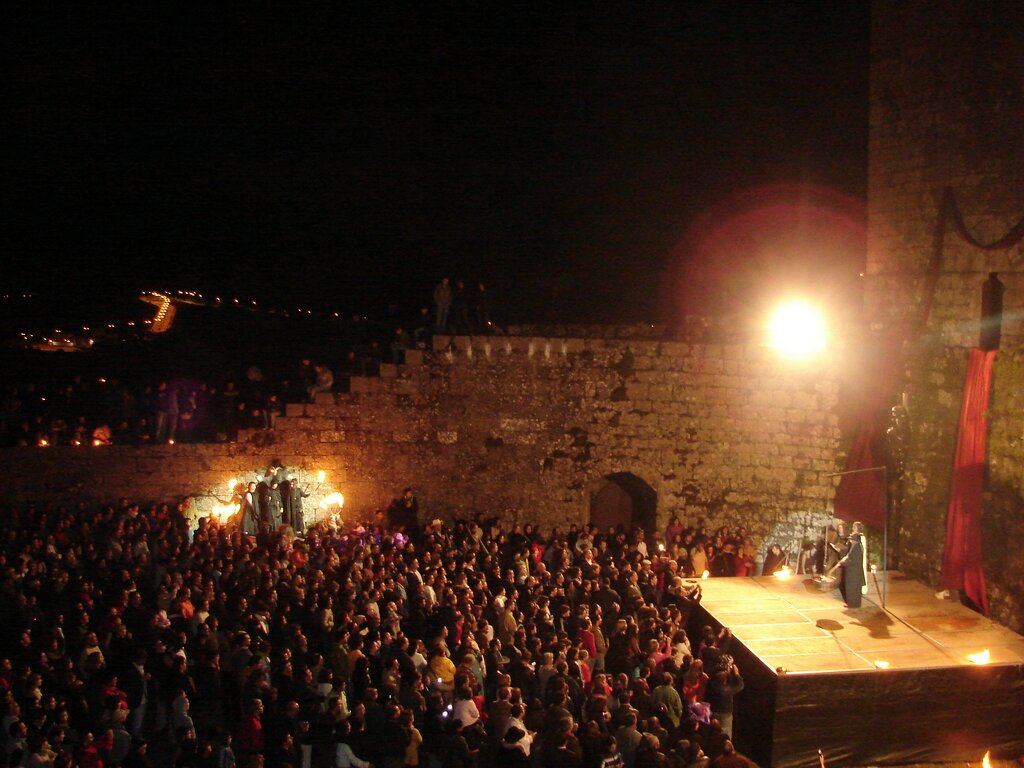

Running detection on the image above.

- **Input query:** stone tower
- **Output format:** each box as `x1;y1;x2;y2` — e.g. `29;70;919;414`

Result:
867;1;1024;628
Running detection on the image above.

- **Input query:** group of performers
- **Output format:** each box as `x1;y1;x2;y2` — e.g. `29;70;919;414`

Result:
238;462;311;535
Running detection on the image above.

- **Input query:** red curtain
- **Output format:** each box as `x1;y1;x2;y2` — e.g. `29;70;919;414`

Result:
833;341;902;529
939;348;996;615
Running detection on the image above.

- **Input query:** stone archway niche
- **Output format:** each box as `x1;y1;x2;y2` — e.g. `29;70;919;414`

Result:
590;472;657;534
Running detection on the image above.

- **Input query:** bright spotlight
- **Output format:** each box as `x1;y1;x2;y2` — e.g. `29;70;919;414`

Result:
768;302;826;357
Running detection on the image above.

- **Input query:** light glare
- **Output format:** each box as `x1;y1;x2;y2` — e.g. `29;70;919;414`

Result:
768;302;826;357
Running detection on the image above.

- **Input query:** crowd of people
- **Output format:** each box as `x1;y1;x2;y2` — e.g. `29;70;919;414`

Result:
3;278;502;450
0;374;286;448
0;485;765;768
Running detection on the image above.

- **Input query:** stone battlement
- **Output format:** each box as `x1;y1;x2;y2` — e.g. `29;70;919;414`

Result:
6;333;843;557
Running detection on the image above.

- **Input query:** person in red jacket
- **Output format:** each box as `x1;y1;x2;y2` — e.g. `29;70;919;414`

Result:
77;730;114;768
238;698;265;759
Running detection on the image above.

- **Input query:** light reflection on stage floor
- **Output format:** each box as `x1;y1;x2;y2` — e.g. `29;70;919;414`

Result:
696;571;1024;673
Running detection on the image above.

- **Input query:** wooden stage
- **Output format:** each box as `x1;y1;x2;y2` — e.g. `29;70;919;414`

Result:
695;572;1024;767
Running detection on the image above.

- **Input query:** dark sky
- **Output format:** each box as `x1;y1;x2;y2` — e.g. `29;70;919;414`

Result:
4;3;869;325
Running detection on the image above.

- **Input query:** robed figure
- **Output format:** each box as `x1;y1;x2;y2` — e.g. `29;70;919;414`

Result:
825;521;847;572
837;522;867;608
283;478;310;535
241;483;259;535
386;487;419;530
761;544;787;576
266;481;284;529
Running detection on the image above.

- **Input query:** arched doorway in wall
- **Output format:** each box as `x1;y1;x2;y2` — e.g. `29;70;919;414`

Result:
590;473;658;534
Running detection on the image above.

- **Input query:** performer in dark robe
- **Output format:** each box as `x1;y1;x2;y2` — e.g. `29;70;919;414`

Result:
825;521;847;572
286;478;310;535
761;544;788;575
241;482;259;535
256;479;271;528
837;522;867;608
386;487;419;530
266;481;284;529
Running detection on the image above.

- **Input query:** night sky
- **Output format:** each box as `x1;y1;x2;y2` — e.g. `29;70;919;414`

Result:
5;4;869;327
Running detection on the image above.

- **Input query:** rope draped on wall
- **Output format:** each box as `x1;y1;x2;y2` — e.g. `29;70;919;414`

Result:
919;186;1024;332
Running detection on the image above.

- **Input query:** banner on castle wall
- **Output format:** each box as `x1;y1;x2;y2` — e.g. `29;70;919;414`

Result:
939;347;996;615
833;339;902;529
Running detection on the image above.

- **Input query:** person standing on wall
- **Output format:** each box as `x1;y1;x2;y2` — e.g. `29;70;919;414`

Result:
434;277;453;332
837;521;867;608
241;481;259;535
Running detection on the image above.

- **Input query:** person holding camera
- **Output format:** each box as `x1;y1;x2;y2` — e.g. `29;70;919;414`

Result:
706;656;744;740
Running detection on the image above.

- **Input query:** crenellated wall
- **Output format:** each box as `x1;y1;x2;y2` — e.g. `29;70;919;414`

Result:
6;334;842;557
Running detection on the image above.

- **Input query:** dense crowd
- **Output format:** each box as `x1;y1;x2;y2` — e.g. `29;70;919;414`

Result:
0;486;766;768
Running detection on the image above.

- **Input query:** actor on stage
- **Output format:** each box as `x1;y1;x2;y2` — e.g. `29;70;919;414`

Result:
836;521;866;608
761;543;788;576
825;520;847;572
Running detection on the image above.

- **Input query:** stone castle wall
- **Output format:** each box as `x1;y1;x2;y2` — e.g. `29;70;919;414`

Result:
868;1;1024;629
7;335;842;559
867;1;1024;342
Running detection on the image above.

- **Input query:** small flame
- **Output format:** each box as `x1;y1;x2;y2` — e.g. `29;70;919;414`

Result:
318;470;326;483
701;570;710;580
774;565;793;580
982;751;991;768
968;649;991;665
38;438;49;448
210;501;239;523
229;478;237;491
320;492;344;509
658;543;666;552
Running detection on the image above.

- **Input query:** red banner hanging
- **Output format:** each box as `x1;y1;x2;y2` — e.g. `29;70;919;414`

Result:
939;348;996;615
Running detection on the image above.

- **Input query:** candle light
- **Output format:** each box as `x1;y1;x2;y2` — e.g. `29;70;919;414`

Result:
318;470;326;483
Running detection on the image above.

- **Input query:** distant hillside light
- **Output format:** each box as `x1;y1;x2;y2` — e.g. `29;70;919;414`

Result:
768;301;826;358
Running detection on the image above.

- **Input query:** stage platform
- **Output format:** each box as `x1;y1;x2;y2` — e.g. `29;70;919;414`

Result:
694;572;1024;767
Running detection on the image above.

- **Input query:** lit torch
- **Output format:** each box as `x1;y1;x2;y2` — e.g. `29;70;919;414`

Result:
320;492;345;527
210;501;240;524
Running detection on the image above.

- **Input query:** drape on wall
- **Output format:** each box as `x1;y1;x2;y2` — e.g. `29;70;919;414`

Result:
939;348;996;615
833;342;902;530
